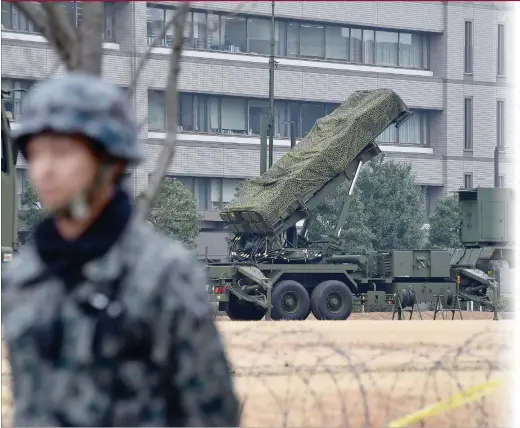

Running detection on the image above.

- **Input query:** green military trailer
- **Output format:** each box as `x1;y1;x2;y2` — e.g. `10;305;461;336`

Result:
206;89;513;321
1;90;18;264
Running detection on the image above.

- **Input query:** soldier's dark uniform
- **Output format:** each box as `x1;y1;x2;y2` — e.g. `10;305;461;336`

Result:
1;73;240;427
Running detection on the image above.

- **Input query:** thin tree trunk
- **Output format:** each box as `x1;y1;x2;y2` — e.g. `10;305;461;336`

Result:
15;2;80;70
135;2;190;221
78;2;104;76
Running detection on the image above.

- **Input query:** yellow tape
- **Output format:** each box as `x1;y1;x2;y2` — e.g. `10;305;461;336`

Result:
387;376;507;427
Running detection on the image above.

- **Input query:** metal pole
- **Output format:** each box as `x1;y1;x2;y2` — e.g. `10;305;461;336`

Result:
260;113;267;175
268;0;275;168
290;121;296;149
494;146;500;187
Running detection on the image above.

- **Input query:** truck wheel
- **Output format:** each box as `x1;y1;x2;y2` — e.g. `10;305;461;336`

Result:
311;280;354;320
271;280;310;321
226;293;266;321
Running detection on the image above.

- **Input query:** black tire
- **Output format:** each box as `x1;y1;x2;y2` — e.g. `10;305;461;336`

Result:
271;280;310;321
226;293;266;321
311;280;354;320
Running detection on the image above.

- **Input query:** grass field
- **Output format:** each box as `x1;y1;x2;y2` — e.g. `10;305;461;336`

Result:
2;314;513;427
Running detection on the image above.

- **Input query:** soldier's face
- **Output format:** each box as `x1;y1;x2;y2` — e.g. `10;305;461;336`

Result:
25;133;100;210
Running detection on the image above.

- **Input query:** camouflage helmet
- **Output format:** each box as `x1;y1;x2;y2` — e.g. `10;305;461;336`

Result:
12;72;142;164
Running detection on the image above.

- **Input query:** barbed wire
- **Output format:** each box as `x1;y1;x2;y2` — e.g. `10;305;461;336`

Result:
1;315;513;427
220;315;512;428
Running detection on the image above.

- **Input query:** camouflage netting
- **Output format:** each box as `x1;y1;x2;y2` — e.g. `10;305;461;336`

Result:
221;89;410;235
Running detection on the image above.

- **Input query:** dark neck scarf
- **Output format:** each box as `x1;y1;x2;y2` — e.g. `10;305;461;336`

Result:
34;188;132;287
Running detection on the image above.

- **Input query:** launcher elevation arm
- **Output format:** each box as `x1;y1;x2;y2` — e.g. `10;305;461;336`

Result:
297;142;381;241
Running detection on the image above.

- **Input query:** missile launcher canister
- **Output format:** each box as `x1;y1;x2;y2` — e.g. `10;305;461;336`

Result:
220;89;410;236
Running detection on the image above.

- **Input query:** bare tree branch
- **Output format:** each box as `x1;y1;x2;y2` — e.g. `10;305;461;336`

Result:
78;2;104;75
15;2;80;70
128;2;256;100
11;2;47;32
134;2;191;221
127;12;177;99
40;3;81;70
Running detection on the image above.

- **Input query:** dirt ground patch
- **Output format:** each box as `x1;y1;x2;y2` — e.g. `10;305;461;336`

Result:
2;318;513;427
217;319;513;427
217;310;496;321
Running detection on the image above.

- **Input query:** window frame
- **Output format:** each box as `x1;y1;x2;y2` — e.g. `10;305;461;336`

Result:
464;20;474;75
1;78;35;123
496;100;505;149
2;2;115;41
464;97;473;151
464;173;473;189
172;175;245;210
148;89;343;139
148;89;431;146
497;23;505;77
145;4;430;70
1;3;39;34
375;109;430;146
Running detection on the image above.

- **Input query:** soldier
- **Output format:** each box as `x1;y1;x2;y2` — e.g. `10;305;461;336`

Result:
1;72;240;427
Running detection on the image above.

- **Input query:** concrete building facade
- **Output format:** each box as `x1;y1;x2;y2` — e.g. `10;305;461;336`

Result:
1;1;514;257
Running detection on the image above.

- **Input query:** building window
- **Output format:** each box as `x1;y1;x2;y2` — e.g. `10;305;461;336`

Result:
146;6;174;46
325;26;349;61
70;2;116;40
1;3;40;33
145;5;429;70
464;98;473;150
300;23;325;59
1;3;115;41
148;90;341;138
103;2;116;42
301;103;326;136
375;31;399;67
464;21;473;74
399;32;426;68
464;173;473;189
148;90;166;131
247;17;270;55
248;100;269;135
1;79;35;122
497;100;505;149
174;176;243;210
350;28;362;63
362;29;375;64
221;15;246;53
497;24;505;76
375;110;430;145
221;98;247;134
421;186;433;223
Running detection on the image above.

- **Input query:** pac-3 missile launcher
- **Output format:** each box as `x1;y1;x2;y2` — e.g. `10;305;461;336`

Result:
206;89;513;321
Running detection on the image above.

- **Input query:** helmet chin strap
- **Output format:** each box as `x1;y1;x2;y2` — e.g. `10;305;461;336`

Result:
47;163;113;221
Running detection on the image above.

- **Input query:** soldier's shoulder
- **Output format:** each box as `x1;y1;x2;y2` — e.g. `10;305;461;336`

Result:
127;222;202;281
126;220;209;312
126;219;200;268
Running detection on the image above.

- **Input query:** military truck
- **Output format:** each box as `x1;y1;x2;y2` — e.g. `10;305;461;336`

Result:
1;91;18;264
206;89;513;321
